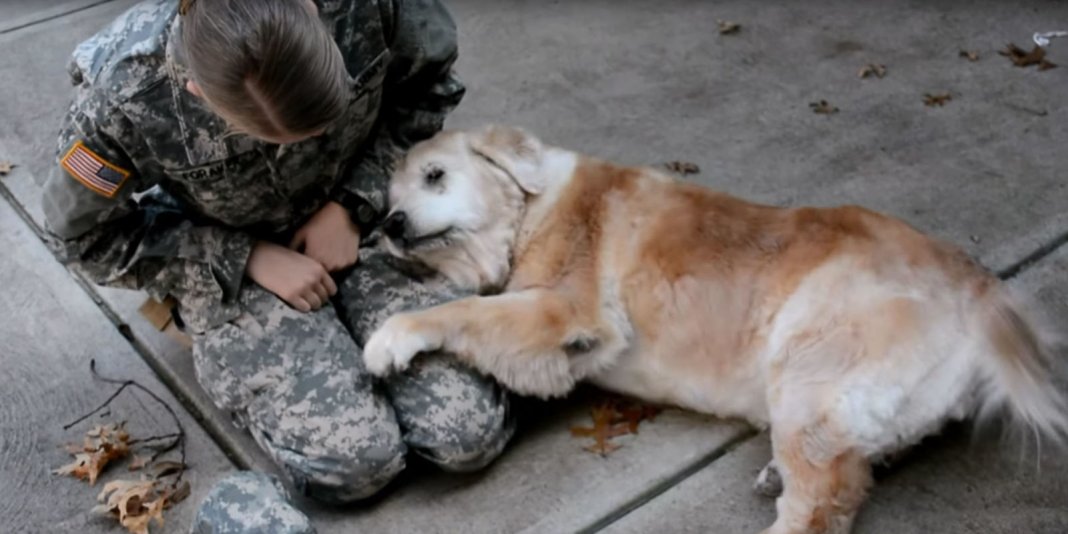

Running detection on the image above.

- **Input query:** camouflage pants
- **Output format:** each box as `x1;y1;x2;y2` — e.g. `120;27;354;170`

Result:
189;248;514;530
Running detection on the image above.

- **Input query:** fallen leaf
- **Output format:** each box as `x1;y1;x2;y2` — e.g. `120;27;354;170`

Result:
95;480;166;534
999;43;1057;70
144;461;187;480
166;480;192;507
857;63;887;79
121;497;165;534
570;397;663;456
717;20;740;35
959;49;980;62
0;160;13;176
614;402;663;434
54;421;131;485
663;161;701;176
54;453;96;482
923;92;952;107
809;100;838;115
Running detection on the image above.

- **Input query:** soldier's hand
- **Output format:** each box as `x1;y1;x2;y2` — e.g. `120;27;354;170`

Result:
289;201;361;272
246;241;338;312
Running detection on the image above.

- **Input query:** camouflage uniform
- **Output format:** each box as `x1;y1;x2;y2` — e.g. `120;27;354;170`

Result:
40;0;514;530
192;472;315;534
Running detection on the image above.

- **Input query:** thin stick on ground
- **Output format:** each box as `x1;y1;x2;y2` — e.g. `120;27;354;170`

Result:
62;359;187;481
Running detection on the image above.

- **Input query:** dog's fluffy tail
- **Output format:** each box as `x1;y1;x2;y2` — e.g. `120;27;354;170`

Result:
976;288;1068;443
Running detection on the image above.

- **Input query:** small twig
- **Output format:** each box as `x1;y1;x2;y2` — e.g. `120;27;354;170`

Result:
1003;102;1049;117
62;359;187;481
141;435;183;463
62;381;133;430
128;433;182;446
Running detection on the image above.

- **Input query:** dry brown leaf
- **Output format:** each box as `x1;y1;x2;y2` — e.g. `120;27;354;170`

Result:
959;49;979;62
166;480;192;507
923;92;952;107
54;422;132;485
121;498;166;534
613;402;663;434
0;161;13;176
999;43;1057;70
809;100;838;115
144;461;187;480
55;369;191;534
95;480;166;534
570;397;663;456
54;452;96;482
857;63;887;79
663;161;701;176
717;20;740;35
96;479;155;514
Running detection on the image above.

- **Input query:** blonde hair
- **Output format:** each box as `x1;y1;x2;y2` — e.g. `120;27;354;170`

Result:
180;0;349;140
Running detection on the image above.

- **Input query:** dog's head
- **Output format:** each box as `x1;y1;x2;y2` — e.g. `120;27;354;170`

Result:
380;125;547;291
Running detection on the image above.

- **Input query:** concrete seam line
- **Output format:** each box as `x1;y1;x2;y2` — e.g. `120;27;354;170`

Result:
996;228;1068;280
578;428;761;534
0;0;116;36
0;181;250;470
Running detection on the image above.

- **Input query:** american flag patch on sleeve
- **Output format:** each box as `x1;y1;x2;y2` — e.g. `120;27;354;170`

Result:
60;140;131;198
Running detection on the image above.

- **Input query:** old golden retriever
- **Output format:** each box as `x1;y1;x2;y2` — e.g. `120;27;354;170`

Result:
362;125;1066;534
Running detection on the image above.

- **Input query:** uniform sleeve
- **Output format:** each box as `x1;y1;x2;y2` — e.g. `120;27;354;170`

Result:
41;90;254;327
333;0;465;220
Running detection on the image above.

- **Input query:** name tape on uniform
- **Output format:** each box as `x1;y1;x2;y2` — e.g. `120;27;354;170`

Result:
60;141;131;198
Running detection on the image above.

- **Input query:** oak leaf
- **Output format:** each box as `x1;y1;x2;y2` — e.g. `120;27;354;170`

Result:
663;161;701;176
570;397;663;456
999;43;1056;70
923;92;952;107
809;100;838;115
717;20;741;35
94;480;166;534
857;64;887;79
167;480;192;507
144;461;187;480
54;422;131;485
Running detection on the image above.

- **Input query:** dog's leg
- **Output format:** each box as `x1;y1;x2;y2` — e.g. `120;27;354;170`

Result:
754;460;784;498
363;289;599;398
761;420;872;534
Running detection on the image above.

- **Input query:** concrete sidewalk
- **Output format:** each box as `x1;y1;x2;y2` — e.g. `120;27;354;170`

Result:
1;1;1066;532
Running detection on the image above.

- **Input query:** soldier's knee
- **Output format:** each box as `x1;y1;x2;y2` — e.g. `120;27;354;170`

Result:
419;398;516;473
277;438;408;505
193;471;315;534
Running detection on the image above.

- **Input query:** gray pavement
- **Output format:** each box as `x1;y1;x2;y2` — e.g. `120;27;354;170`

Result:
0;193;234;532
1;0;1066;532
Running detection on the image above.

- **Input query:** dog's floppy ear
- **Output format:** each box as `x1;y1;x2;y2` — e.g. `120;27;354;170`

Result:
468;125;545;195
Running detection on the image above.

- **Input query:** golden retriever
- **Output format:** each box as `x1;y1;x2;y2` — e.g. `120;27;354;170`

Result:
362;125;1066;534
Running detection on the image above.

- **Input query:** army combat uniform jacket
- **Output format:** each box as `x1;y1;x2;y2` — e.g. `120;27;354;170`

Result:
41;0;465;332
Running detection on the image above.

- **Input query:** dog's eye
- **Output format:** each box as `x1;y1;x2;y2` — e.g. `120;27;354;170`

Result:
425;167;445;186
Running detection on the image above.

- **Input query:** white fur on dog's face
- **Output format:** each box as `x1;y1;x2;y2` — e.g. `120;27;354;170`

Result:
384;128;534;291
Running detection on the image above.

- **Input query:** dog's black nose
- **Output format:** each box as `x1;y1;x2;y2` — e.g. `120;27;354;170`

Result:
382;211;407;240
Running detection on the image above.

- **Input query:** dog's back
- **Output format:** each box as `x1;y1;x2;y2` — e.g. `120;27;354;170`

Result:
365;126;1066;533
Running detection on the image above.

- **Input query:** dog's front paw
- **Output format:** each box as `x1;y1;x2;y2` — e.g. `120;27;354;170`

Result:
754;461;783;498
363;314;437;376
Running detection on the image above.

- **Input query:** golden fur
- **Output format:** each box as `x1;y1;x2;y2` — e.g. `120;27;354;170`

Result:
364;126;1066;534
